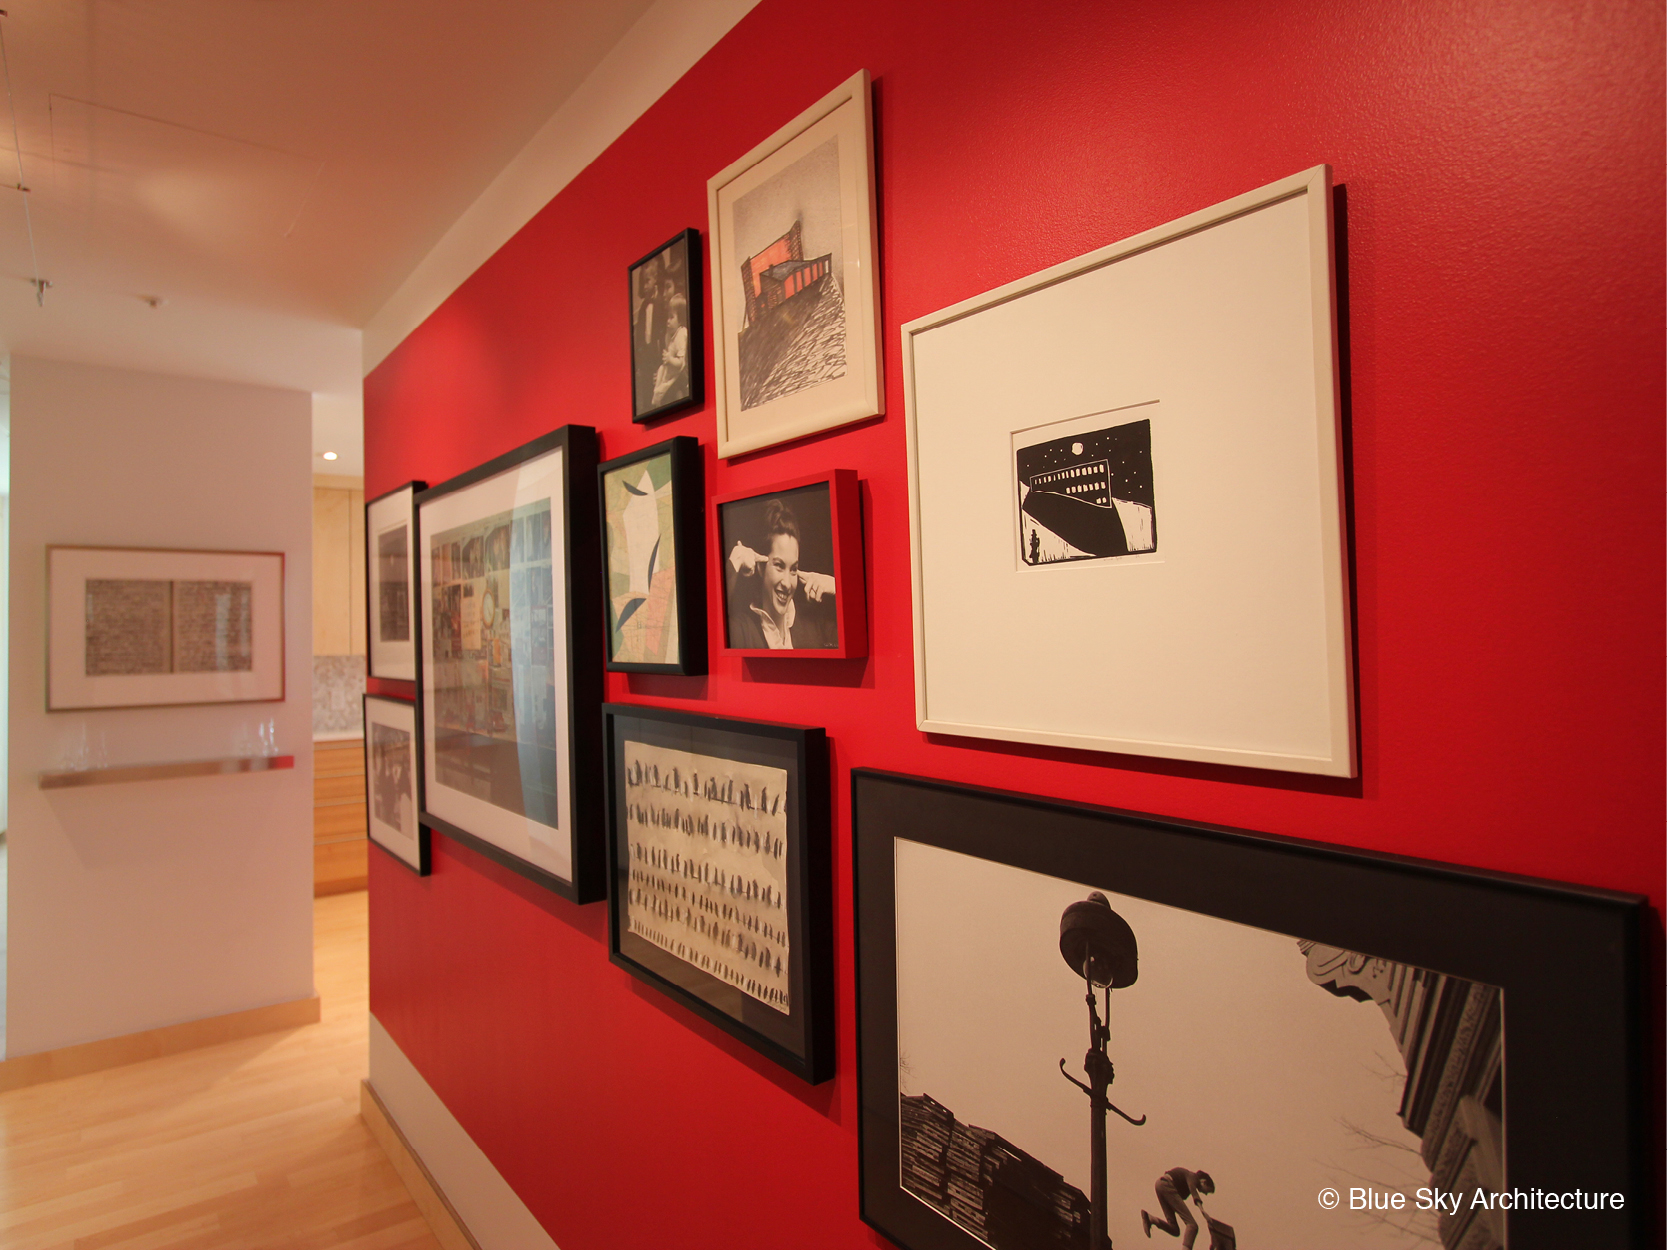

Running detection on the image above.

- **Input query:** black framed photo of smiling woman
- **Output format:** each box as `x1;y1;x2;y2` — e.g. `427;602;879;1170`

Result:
713;469;866;659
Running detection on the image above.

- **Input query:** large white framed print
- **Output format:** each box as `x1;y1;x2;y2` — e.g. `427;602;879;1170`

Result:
904;166;1354;777
708;69;882;459
47;545;285;710
416;426;606;903
366;481;425;681
363;694;427;874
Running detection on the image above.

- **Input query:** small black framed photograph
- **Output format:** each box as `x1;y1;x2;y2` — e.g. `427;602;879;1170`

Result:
598;436;706;675
629;228;703;422
365;480;426;682
853;770;1647;1250
603;702;833;1083
416;426;605;904
363;693;427;874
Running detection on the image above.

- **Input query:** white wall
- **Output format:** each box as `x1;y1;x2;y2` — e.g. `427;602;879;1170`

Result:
7;355;315;1056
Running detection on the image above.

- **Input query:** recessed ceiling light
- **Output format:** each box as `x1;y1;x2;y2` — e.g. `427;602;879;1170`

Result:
321;451;338;461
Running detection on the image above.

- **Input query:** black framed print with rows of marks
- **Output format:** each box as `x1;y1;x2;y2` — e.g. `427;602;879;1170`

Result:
852;770;1648;1250
416;426;605;904
603;702;833;1083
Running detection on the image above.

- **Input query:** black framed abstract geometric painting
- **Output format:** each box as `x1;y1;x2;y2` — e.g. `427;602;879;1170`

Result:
598;436;706;674
365;481;425;681
603;703;833;1083
852;771;1647;1250
416;427;605;903
363;693;427;874
629;228;703;423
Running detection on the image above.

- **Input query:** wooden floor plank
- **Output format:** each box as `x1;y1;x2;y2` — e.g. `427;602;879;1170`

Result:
0;892;443;1250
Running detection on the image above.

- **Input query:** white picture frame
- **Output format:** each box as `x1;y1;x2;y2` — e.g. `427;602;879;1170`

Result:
903;166;1355;777
364;693;427;874
366;481;423;682
707;68;882;459
47;545;286;710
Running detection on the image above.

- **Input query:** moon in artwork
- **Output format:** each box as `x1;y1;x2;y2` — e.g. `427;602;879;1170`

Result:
1071;442;1084;455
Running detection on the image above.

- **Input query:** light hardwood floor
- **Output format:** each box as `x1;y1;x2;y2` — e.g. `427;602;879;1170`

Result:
0;892;441;1250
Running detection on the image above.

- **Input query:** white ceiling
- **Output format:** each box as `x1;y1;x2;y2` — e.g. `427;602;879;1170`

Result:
0;0;682;473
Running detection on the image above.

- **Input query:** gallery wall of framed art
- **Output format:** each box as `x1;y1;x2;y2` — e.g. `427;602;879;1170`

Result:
358;3;1664;1248
415;425;605;904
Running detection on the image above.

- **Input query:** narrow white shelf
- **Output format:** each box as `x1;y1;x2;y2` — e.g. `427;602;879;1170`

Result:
39;755;297;790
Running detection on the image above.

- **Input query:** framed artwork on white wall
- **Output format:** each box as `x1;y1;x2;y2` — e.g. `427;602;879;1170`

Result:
365;481;425;682
707;69;883;459
903;165;1355;777
46;545;286;710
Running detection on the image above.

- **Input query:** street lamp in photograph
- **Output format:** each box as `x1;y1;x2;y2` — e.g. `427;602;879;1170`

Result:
1059;892;1145;1250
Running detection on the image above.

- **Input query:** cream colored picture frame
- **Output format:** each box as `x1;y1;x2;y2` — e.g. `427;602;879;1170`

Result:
903;166;1355;777
47;545;286;710
708;69;882;459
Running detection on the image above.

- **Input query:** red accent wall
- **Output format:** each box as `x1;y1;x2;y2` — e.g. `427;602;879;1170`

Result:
364;1;1664;1245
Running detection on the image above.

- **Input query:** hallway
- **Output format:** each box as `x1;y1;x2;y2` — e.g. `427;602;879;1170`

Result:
0;892;438;1249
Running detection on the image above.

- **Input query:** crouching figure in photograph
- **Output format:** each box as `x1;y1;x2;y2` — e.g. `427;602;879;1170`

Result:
725;498;836;650
1142;1166;1217;1249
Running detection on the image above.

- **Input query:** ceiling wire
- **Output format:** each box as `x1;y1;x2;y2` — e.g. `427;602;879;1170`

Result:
0;10;45;306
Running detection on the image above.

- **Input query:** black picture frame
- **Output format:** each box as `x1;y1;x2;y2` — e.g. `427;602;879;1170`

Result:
362;692;429;875
853;770;1648;1250
597;436;707;675
416;426;605;904
603;702;833;1083
629;228;704;423
364;479;427;683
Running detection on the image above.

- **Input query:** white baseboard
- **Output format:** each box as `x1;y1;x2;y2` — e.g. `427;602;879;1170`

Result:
368;1014;560;1250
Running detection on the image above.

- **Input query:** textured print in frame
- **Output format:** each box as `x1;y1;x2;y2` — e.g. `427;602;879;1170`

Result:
603;702;833;1083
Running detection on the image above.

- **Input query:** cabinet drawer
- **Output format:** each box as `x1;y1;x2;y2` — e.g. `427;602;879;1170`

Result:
314;801;367;842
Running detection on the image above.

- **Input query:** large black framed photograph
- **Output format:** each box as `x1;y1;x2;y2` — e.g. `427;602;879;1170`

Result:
629;228;703;422
417;427;604;903
853;771;1647;1250
363;693;427;874
603;703;833;1083
598;436;706;675
366;480;426;682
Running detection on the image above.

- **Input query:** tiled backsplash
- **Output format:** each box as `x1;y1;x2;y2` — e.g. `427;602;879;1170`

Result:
313;654;366;738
